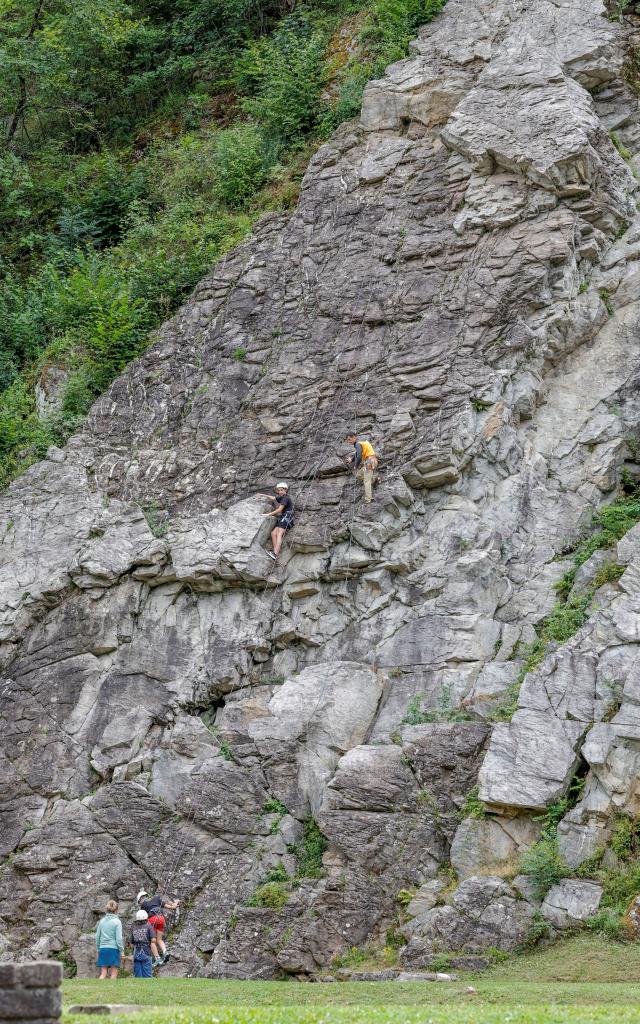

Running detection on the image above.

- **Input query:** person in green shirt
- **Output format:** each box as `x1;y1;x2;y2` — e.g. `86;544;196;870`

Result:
95;899;124;979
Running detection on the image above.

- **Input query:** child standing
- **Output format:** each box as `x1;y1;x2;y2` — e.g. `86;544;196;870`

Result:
130;909;158;978
95;899;123;980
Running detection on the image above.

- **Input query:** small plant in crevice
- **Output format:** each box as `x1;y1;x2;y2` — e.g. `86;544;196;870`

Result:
247;880;289;910
593;561;626;589
600;287;614;316
264;862;290;883
385;920;407;951
247;862;291;910
290;817;328;880
438;864;458;900
52;944;77;978
396;888;416;908
519;910;552;950
264;798;288;816
331;945;370;970
608;0;633;22
519;773;586;900
403;683;472;726
141;500;168;539
520;836;569;901
263;797;288;833
611;812;640;860
484;947;510;963
575;848;605;879
429;952;453;972
610;129;633;161
459;786;486;821
217;739;233;762
257;674;285;686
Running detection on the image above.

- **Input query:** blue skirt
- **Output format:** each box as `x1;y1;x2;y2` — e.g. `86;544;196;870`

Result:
97;948;121;968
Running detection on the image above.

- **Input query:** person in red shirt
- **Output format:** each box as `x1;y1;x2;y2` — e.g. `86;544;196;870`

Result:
137;890;179;966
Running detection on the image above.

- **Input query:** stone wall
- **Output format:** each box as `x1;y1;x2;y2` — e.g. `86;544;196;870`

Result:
0;963;62;1024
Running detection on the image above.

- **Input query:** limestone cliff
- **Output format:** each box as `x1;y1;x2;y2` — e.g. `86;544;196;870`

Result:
3;0;640;977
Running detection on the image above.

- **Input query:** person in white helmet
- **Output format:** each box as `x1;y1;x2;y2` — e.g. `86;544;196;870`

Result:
130;909;159;978
257;482;294;561
136;890;179;967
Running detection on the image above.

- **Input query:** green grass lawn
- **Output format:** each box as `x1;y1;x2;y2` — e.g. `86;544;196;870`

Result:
63;935;640;1024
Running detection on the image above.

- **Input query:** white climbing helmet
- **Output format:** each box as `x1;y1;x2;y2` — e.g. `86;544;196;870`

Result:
276;482;288;490
135;909;148;921
136;890;148;904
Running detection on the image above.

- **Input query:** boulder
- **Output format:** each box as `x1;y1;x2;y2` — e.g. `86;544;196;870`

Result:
540;879;603;929
450;815;541;881
248;663;386;815
401;876;536;964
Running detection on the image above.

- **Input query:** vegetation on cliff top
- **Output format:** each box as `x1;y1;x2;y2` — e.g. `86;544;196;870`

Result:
0;0;446;490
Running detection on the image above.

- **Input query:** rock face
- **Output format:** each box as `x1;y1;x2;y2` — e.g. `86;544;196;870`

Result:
3;0;640;976
401;877;537;966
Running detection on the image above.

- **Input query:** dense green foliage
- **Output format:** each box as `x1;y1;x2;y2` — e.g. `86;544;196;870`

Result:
520;837;569;901
577;812;640;938
246;817;327;908
291;816;328;879
519;784;588;900
0;0;446;491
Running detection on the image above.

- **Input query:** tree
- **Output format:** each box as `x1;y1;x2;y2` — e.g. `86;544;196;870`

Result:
0;0;143;148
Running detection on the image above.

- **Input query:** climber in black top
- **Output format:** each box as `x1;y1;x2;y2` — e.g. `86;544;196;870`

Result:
258;482;294;561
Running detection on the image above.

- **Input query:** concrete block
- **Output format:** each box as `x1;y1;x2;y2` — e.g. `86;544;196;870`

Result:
17;965;63;990
0;989;62;1020
66;1007;144;1016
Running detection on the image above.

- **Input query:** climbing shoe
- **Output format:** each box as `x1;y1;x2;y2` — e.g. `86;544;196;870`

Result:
267;551;277;560
152;957;163;968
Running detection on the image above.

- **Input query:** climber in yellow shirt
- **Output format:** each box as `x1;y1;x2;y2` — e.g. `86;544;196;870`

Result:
344;432;378;503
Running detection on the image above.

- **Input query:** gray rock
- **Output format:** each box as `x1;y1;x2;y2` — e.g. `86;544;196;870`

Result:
540;879;603;929
401;876;536;964
407;880;446;921
341;970;398;981
571;550;613;596
395;971;456;982
451;816;541;881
